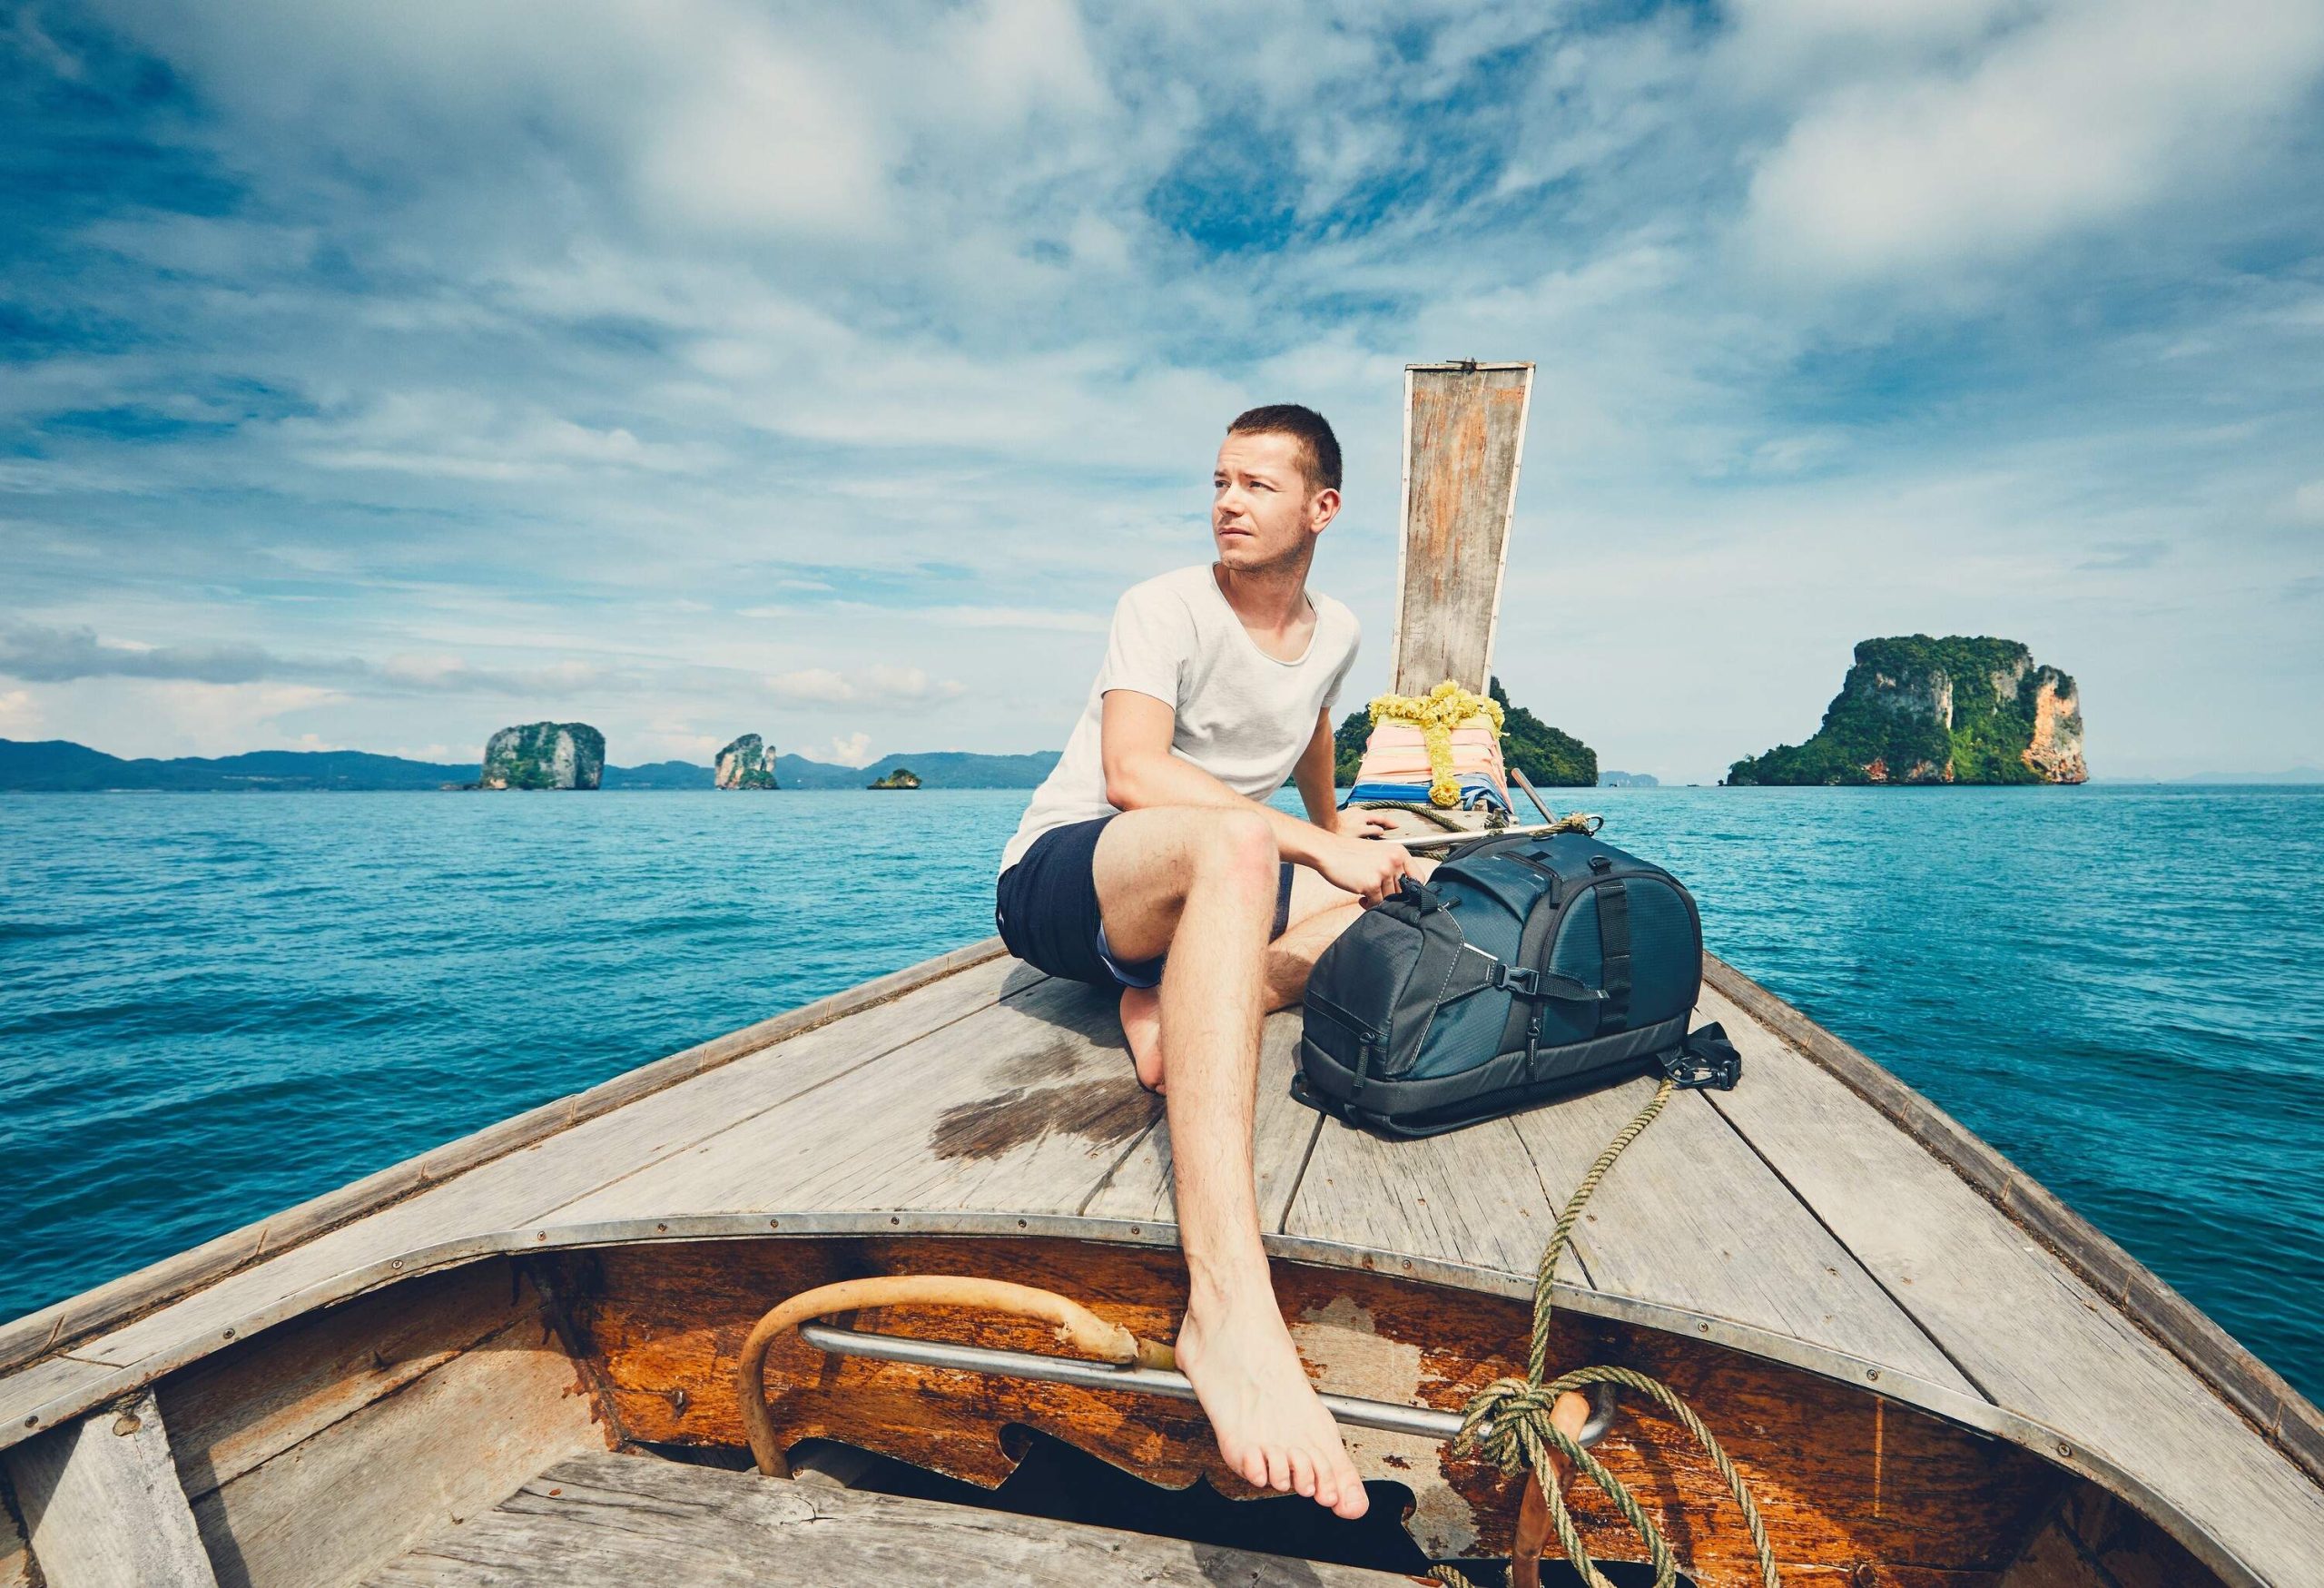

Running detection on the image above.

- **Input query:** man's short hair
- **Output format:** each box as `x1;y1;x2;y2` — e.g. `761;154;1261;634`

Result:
1227;404;1342;496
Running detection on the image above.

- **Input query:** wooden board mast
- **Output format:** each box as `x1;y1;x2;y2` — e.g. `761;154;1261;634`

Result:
1388;360;1534;697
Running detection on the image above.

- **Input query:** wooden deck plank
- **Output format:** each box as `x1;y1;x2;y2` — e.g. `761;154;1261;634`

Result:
1697;982;2324;1588
192;1313;603;1588
0;1355;121;1444
0;1504;26;1588
548;977;1160;1224
1505;1072;1977;1393
1283;1111;1572;1282
1080;1009;1323;1228
160;1260;553;1504
4;1390;217;1588
45;959;1019;1380
368;1450;1422;1587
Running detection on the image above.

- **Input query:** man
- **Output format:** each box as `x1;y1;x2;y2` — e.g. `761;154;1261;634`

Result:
993;404;1418;1520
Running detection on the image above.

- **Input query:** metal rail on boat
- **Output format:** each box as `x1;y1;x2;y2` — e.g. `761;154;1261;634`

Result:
796;1321;1620;1447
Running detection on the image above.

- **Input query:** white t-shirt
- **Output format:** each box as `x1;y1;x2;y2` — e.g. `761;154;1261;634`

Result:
1000;564;1361;875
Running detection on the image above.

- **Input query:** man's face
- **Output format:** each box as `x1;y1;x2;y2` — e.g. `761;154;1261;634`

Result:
1213;430;1339;572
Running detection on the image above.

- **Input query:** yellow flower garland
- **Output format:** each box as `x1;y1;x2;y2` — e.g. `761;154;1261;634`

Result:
1367;680;1505;807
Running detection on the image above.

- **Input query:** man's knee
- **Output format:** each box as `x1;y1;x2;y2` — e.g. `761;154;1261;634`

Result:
1192;808;1277;889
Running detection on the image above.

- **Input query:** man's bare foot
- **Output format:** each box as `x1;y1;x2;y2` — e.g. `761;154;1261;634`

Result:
1119;984;1165;1093
1175;1289;1368;1518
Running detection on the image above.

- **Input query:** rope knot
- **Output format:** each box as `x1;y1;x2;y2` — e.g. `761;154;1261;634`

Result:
1451;1376;1561;1475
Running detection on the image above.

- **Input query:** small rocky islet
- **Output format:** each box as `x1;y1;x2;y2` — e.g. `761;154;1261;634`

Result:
714;734;779;790
1727;636;2087;786
477;722;605;790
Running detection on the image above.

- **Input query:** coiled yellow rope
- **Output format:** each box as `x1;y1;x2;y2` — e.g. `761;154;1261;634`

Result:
1428;1080;1783;1588
1367;682;1504;808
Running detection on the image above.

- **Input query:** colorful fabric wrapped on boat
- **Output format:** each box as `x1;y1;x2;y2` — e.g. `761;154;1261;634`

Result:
1344;683;1512;814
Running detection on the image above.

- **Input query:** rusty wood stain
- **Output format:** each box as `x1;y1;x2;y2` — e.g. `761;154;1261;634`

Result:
556;1235;2118;1583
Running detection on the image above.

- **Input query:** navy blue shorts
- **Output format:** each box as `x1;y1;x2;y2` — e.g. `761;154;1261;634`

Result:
996;814;1295;991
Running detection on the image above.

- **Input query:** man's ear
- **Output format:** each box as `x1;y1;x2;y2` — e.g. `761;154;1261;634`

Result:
1307;486;1342;534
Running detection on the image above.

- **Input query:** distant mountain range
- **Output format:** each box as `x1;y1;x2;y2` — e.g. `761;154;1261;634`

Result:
0;739;1061;792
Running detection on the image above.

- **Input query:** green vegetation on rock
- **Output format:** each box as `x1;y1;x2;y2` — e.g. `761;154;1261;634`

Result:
1491;676;1598;788
868;766;921;789
714;734;778;790
478;722;606;791
1727;636;2087;786
1332;677;1597;789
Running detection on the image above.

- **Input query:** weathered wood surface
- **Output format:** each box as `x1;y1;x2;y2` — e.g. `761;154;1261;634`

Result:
1504;1072;1974;1392
564;1236;2073;1583
1;1494;30;1588
1082;1010;1321;1228
549;974;1152;1225
1289;1110;1571;1279
0;936;1010;1381
0;1511;27;1588
4;1389;217;1587
1391;360;1532;697
1996;1484;2216;1588
189;1309;602;1588
1704;952;2324;1490
160;1260;553;1503
1697;981;2324;1588
0;1356;116;1444
367;1450;1423;1587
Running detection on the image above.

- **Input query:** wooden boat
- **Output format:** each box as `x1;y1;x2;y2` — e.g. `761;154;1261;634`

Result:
4;364;2320;1587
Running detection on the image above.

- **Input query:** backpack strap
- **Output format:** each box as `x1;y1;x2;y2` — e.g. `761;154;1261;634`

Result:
1659;1021;1743;1090
1595;878;1633;1032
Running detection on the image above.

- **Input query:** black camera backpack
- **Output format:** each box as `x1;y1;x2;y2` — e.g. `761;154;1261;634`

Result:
1294;829;1739;1138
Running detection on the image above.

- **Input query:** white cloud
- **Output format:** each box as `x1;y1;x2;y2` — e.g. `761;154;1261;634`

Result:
764;665;965;706
2293;481;2324;526
1740;0;2324;282
0;689;44;735
139;682;345;757
821;731;874;766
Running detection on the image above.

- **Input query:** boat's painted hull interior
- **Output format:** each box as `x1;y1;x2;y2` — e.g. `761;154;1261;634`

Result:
0;1234;2218;1588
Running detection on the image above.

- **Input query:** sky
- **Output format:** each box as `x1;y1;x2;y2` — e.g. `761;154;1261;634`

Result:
3;1;2321;783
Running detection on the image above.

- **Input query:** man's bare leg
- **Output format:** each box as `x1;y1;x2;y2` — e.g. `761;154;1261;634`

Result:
1092;808;1368;1518
1120;982;1165;1091
1122;855;1436;1090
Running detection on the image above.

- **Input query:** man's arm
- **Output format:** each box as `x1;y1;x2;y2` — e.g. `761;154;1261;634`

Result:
1101;690;1407;902
1291;708;1340;829
1292;708;1399;838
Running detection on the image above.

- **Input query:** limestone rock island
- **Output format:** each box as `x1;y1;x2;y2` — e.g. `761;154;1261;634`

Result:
714;734;778;790
1727;636;2086;786
478;722;606;790
867;766;921;790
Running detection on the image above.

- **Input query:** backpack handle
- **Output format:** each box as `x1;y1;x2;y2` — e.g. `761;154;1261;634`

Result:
1394;874;1450;912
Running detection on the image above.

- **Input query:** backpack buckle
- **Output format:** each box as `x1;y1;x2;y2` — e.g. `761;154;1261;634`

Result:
1492;962;1541;997
1659;1023;1743;1091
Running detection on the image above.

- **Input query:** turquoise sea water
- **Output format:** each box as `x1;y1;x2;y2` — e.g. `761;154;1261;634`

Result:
1;786;2318;1402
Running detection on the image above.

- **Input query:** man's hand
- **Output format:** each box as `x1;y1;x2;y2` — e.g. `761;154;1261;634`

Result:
1332;808;1402;840
1313;832;1411;907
